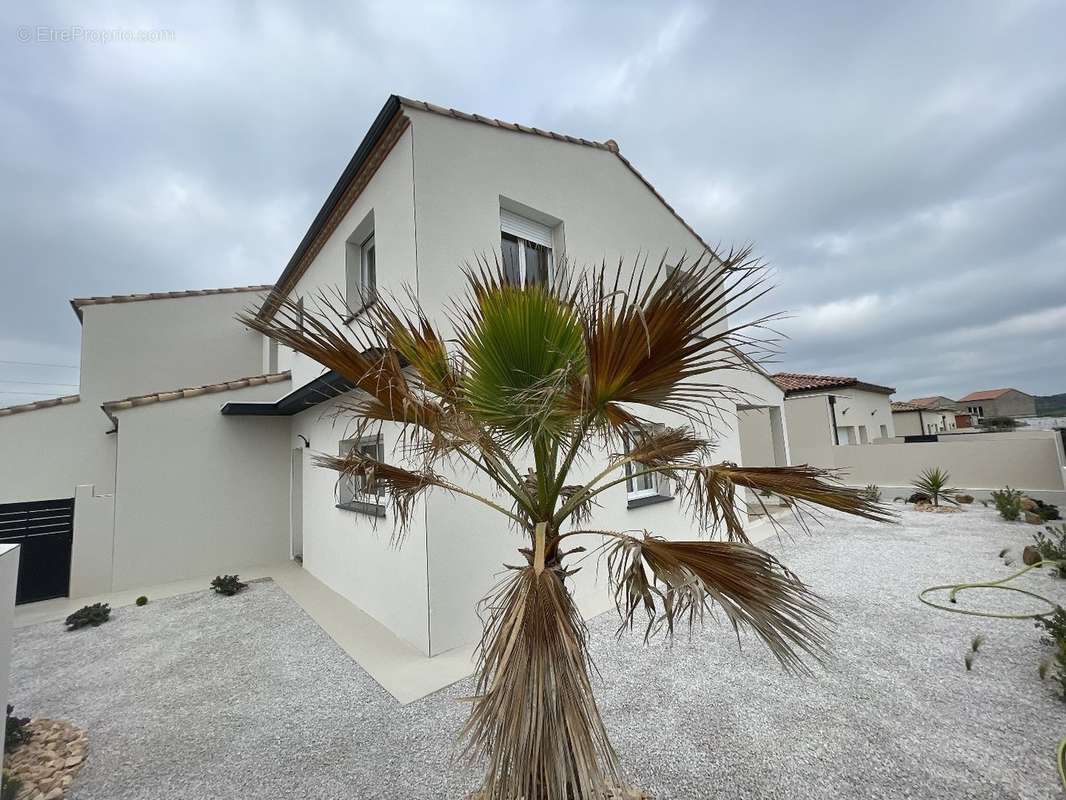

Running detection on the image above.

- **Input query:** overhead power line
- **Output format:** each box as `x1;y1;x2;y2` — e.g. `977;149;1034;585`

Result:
0;379;78;387
0;359;79;369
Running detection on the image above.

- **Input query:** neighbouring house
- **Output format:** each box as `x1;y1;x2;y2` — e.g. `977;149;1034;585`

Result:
892;401;960;436
958;388;1037;422
0;95;790;658
772;373;896;460
907;396;977;430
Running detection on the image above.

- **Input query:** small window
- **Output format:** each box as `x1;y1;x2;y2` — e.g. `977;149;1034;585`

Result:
500;208;554;285
337;434;385;516
623;426;673;509
346;230;377;313
267;338;279;373
879;424;888;438
858;425;869;444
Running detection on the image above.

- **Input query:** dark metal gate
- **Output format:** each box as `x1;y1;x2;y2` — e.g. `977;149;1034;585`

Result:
0;498;74;604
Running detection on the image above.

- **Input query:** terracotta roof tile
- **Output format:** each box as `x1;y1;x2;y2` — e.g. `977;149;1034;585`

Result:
772;372;895;396
0;394;80;417
102;371;291;417
958;388;1015;402
71;284;273;320
891;401;923;412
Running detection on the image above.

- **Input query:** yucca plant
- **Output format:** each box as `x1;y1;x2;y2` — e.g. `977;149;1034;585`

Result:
912;467;958;507
241;249;892;800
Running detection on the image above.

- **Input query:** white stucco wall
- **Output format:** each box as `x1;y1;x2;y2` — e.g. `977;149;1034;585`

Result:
0;543;18;772
69;483;116;598
291;399;430;654
784;389;894;462
0;402;116;504
109;381;291;591
79;291;266;403
288;125;418;390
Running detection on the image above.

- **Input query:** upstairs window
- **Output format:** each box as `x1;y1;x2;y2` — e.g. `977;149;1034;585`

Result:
337;434;386;517
500;208;553;285
345;213;377;315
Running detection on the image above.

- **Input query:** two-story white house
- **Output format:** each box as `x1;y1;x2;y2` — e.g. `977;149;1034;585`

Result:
0;95;789;659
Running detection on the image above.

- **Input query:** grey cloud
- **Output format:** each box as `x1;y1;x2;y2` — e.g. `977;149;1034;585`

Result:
1;0;1064;405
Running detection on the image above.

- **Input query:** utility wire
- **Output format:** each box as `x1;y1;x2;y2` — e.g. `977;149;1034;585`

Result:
0;390;75;397
0;359;79;368
0;379;78;387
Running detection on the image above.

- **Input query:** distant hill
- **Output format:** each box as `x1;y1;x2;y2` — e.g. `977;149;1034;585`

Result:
1036;393;1066;416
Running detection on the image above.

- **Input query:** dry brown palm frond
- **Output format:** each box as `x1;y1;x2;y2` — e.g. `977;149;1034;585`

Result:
239;290;446;435
606;533;831;673
313;452;449;540
679;462;896;542
573;248;781;435
615;424;712;468
461;563;619;800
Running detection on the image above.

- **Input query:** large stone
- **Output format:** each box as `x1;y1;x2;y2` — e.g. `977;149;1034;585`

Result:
1023;545;1043;565
1025;511;1043;524
955;494;974;504
908;492;931;504
1021;497;1039;512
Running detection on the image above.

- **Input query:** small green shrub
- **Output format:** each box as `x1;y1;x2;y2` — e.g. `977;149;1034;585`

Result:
5;705;31;753
1036;608;1066;700
1;769;22;800
135;595;148;606
980;416;1018;431
862;484;881;502
991;487;1022;521
211;575;247;596
1034;525;1066;576
65;602;111;630
911;467;958;507
1034;501;1061;522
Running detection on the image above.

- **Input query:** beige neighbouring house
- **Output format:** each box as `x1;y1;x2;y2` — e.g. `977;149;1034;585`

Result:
958;388;1037;422
772;372;896;456
891;401;960;436
0;95;791;665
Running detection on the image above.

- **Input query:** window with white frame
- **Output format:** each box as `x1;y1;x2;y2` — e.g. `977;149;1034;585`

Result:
345;226;376;313
337;434;385;516
623;425;674;508
500;208;553;285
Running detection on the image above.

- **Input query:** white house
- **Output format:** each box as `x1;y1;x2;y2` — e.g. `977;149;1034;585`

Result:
0;95;789;658
891;401;959;436
772;373;896;461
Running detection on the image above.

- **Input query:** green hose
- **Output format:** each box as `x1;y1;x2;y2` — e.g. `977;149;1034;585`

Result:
919;559;1065;789
918;560;1060;619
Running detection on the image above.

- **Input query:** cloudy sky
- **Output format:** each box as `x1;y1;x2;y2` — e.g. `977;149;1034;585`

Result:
2;1;1064;405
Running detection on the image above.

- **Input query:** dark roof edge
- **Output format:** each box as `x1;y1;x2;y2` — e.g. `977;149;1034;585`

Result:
260;95;402;320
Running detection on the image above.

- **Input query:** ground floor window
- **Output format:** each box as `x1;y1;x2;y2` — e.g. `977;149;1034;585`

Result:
623;425;674;509
337;434;386;517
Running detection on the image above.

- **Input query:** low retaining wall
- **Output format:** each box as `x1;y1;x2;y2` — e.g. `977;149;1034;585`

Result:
792;429;1066;506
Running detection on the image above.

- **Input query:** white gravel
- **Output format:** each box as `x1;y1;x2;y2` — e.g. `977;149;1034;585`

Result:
9;506;1066;799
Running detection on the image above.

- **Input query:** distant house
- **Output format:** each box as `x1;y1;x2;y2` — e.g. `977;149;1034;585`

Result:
906;396;976;430
892;401;960;436
772;373;895;460
958;388;1036;422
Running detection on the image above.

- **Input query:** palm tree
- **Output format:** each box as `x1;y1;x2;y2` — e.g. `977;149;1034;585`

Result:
241;249;892;800
912;467;958;507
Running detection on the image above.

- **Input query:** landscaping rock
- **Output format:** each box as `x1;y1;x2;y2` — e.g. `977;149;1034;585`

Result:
1023;545;1043;565
1021;497;1038;512
1025;511;1043;524
955;494;974;504
907;492;931;504
4;719;87;800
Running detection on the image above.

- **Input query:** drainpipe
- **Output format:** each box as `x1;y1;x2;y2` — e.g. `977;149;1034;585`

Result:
828;395;840;445
918;408;925;435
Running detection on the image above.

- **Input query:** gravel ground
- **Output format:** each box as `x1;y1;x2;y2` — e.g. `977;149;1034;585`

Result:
10;506;1066;799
